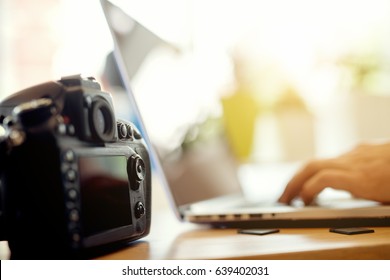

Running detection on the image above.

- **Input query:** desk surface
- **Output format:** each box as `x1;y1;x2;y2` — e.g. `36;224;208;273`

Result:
96;210;390;260
0;210;388;260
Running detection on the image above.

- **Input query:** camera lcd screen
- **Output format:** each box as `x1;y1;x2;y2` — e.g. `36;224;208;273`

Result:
78;155;131;237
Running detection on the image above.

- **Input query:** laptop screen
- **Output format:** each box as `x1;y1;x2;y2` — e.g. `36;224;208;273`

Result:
100;0;242;212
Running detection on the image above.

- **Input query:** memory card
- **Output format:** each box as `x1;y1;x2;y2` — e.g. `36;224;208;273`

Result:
329;227;375;235
237;229;280;236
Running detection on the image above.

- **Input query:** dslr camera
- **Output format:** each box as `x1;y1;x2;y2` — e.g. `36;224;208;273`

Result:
0;75;151;259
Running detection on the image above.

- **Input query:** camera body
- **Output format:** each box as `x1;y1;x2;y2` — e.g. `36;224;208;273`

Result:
0;75;151;259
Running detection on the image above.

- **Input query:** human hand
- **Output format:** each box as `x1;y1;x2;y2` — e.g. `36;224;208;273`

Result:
278;142;390;205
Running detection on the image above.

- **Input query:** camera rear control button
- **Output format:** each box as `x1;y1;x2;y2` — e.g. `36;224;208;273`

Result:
65;169;77;182
126;124;134;140
118;123;127;139
63;150;75;162
129;155;146;190
69;209;80;222
67;189;78;200
134;201;145;219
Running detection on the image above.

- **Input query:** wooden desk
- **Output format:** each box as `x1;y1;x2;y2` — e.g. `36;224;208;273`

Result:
96;210;390;260
0;210;389;260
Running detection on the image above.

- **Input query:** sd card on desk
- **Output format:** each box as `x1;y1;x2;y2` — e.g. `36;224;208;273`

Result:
238;229;280;236
329;228;375;235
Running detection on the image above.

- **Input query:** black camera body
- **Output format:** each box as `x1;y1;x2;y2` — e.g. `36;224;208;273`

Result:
0;75;151;259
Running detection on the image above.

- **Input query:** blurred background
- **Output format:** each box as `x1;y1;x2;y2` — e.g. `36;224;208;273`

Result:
2;0;390;163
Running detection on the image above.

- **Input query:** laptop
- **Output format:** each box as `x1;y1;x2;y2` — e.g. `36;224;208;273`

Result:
100;0;390;228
